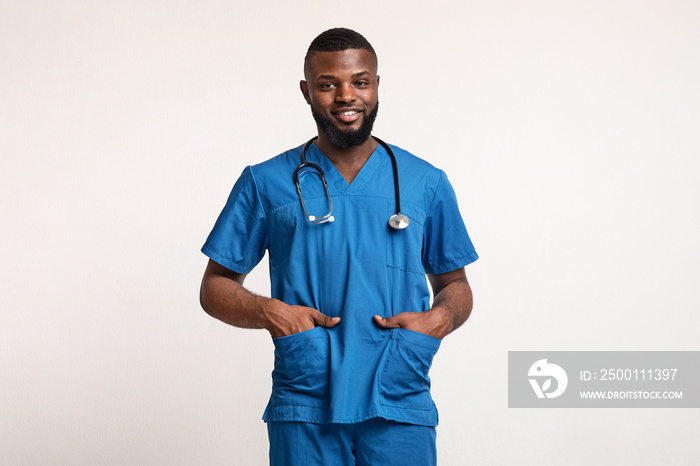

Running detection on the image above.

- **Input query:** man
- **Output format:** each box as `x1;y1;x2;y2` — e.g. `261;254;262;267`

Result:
200;28;478;466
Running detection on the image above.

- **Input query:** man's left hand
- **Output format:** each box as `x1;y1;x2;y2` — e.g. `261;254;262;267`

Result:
373;268;473;340
373;307;452;340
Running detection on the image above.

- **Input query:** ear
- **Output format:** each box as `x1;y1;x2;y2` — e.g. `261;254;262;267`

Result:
300;80;311;105
376;75;380;88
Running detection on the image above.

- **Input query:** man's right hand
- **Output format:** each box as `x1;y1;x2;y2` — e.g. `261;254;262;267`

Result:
263;301;341;338
200;259;340;337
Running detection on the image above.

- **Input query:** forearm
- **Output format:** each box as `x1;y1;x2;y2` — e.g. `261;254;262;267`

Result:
429;277;473;337
199;259;340;337
199;270;277;330
373;268;473;339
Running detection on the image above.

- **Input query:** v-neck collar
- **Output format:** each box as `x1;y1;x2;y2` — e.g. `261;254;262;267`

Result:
305;142;387;196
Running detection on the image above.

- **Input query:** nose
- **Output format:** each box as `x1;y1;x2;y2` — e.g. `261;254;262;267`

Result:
335;82;356;103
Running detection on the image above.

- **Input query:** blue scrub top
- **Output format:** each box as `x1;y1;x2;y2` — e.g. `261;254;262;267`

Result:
202;141;478;426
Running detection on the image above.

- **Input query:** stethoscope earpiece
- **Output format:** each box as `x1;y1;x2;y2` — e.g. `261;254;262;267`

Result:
295;136;408;229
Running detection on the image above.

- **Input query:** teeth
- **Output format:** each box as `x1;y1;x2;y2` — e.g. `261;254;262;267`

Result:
338;111;358;116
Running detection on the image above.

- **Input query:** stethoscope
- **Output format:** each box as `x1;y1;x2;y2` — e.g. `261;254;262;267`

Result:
293;136;410;230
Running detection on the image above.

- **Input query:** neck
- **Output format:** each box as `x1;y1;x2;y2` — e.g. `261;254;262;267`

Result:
316;133;378;166
314;133;378;184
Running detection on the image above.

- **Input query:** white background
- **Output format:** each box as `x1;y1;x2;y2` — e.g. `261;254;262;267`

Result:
2;0;699;464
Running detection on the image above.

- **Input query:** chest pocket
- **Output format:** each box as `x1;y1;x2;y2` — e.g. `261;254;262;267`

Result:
385;203;426;275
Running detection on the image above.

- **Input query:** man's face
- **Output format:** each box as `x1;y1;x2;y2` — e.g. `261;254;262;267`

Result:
300;49;380;149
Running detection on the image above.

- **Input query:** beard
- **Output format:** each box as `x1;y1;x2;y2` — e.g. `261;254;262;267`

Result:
311;101;379;149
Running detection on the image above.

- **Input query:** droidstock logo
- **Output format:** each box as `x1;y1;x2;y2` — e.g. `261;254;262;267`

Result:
528;359;568;399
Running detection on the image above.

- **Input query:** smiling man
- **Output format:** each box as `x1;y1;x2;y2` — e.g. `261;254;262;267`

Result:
303;46;379;153
200;28;478;466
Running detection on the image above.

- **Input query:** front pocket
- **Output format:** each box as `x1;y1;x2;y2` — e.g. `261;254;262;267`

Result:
378;328;441;410
269;327;330;408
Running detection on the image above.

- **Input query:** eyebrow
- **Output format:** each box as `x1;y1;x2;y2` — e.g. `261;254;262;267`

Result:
317;71;370;80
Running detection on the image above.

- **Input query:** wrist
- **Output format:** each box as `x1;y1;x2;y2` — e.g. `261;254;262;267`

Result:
251;295;279;332
427;306;453;339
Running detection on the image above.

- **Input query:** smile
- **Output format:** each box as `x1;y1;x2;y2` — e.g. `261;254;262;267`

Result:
332;109;363;124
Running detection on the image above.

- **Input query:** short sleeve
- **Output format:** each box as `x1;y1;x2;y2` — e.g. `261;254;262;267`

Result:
201;166;268;273
422;171;479;275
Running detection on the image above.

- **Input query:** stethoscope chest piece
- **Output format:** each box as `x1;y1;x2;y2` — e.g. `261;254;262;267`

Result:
388;213;410;230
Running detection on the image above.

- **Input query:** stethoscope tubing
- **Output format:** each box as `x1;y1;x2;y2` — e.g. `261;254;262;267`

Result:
294;136;408;229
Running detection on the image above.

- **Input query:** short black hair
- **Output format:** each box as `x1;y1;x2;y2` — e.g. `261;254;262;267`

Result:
304;28;377;72
307;28;376;56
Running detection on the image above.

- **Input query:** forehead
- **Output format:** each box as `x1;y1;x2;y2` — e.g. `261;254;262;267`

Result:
304;49;378;80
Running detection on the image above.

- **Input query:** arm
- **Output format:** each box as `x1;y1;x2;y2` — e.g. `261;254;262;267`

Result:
200;259;340;338
373;267;473;339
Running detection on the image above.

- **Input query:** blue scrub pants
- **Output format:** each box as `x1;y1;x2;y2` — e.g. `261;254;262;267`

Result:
267;418;437;466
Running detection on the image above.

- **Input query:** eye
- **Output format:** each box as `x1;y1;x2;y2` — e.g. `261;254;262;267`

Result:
355;80;369;87
320;82;335;90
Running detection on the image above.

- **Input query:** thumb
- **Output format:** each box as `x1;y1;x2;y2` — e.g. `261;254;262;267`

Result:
313;312;341;328
373;315;398;329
